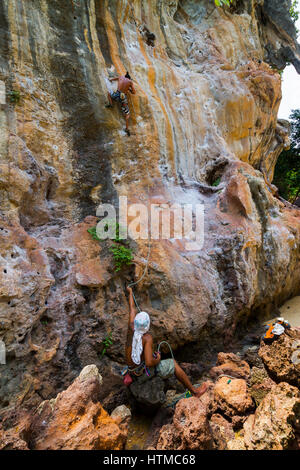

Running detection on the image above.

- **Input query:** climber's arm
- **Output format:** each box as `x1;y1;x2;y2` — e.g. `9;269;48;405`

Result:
109;77;119;82
127;286;136;331
143;334;161;367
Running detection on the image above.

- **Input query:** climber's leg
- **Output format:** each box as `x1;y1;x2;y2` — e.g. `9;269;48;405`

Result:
125;114;130;136
121;98;130;136
106;92;113;108
174;360;208;398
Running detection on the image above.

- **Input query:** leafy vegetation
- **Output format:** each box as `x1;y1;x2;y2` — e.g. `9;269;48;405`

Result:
8;90;20;104
273;109;300;203
87;220;126;243
109;243;133;272
87;225;101;241
100;331;113;358
212;177;221;187
214;0;233;6
87;220;134;273
290;0;299;23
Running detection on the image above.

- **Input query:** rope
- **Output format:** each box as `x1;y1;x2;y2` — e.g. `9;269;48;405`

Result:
157;340;175;359
125;2;152;312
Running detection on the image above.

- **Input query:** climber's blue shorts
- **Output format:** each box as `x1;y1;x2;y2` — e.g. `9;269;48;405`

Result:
110;90;130;116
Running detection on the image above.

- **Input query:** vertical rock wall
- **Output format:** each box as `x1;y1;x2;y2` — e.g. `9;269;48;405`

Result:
0;0;299;410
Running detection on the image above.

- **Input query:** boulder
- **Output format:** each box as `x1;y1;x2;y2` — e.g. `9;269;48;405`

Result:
213;377;254;418
259;328;300;386
130;377;166;413
0;427;29;450
243;382;300;450
28;365;127;450
209;352;251;381
111;405;131;425
156;397;213;450
209;414;235;450
249;366;276;406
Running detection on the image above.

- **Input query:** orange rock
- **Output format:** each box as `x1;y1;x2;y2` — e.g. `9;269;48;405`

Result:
213;377;254;417
29;365;127;450
157;397;213;450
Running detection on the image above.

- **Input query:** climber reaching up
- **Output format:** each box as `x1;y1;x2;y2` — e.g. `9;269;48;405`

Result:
106;72;136;136
125;286;208;398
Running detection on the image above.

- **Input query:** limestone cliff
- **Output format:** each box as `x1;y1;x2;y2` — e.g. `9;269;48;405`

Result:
0;0;300;411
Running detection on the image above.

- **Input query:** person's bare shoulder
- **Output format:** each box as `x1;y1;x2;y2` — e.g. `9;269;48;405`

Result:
143;333;153;343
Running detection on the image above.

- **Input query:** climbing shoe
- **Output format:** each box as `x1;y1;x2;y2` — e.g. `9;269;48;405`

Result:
125;128;130;136
105;103;113;108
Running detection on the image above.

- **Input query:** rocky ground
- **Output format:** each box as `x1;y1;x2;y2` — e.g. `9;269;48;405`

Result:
0;325;299;450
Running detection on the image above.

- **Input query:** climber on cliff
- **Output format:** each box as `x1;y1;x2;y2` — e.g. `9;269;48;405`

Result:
125;286;208;398
106;72;136;136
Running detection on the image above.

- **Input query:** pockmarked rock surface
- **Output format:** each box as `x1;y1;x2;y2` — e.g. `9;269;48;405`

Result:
213;376;254;417
157;396;213;450
209;352;251;380
259;328;300;386
243;382;300;450
249;365;275;406
0;0;299;416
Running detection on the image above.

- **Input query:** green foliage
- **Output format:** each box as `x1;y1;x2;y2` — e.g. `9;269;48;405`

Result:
88;220;133;273
109;243;133;272
290;0;299;23
8;90;20;104
100;331;113;358
273;109;300;203
214;0;233;7
87;225;101;241
87;220;126;243
212;177;221;187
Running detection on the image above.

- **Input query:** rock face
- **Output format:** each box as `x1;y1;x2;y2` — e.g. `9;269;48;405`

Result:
0;0;300;413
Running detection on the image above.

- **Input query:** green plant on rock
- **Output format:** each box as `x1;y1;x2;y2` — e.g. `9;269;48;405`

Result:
8;90;20;104
100;331;113;358
214;0;233;7
87;225;101;241
212;177;221;187
109;243;133;272
87;220;127;243
290;0;299;23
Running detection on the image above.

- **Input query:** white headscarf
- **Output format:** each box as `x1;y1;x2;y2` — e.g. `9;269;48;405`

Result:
131;311;150;365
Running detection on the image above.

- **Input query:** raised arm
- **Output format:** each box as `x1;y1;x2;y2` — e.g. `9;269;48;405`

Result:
127;286;136;331
109;77;119;82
